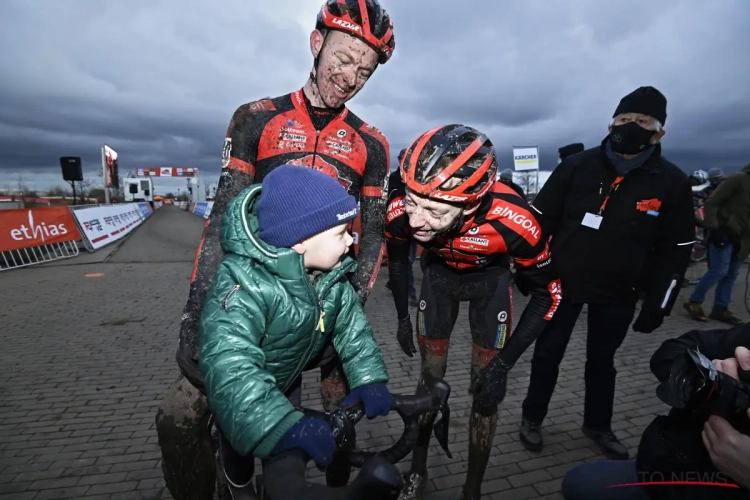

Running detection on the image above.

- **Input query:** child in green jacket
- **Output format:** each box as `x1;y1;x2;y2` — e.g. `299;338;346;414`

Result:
198;165;391;490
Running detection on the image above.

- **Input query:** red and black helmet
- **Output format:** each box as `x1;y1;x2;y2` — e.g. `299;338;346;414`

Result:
316;0;395;64
400;125;498;205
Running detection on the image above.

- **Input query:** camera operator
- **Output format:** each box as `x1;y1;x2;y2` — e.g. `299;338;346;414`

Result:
561;323;750;499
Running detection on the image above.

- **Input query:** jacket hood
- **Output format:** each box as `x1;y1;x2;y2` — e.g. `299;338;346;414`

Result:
220;184;357;282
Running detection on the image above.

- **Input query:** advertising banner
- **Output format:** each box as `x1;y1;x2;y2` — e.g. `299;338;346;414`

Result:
191;201;214;219
0;207;82;252
137;202;154;219
104;145;119;188
136;167;195;177
72;203;145;250
512;146;540;171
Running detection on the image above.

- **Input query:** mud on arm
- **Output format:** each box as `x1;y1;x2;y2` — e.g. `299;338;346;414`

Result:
350;128;390;304
352;195;386;303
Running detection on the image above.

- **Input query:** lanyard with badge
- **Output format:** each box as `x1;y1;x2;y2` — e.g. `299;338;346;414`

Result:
581;176;625;229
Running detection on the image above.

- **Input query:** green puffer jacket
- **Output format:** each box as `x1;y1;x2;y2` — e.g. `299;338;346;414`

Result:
198;184;388;459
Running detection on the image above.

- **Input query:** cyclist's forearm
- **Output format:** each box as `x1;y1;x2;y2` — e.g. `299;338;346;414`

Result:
498;292;553;366
387;257;410;319
351;196;385;304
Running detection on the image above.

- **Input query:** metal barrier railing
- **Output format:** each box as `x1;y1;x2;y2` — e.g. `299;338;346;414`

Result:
0;240;80;272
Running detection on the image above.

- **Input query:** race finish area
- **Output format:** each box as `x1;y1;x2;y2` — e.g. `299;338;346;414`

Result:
1;204;747;499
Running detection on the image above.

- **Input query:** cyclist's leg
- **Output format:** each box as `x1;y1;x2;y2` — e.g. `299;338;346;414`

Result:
460;268;512;500
408;260;460;481
155;374;216;500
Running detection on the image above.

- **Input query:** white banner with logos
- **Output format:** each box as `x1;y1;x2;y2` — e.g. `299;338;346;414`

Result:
72;203;146;251
191;201;215;219
512;146;539;171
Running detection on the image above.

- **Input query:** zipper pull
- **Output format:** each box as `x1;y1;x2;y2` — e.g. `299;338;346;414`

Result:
222;284;241;311
318;311;326;332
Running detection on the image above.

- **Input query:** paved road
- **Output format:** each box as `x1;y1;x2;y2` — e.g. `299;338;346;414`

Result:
0;204;747;500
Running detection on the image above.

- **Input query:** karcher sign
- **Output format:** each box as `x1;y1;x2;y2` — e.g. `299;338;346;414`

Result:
512;146;539;171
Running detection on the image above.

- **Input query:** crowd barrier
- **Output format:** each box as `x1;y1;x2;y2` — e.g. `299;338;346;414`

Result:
1;201;158;271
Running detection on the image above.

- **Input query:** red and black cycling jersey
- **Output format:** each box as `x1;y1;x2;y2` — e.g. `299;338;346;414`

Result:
385;173;563;366
386;172;551;272
176;89;390;386
223;89;389;199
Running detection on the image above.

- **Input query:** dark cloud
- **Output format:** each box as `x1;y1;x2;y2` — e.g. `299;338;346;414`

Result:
0;0;748;193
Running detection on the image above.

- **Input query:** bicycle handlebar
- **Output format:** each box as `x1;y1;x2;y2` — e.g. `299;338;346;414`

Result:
301;380;453;468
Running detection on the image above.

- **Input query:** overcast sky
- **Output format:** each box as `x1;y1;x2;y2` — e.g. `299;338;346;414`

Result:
1;0;748;193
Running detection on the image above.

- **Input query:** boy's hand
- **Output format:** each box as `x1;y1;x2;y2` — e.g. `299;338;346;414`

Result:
342;383;393;419
273;417;336;469
397;316;416;357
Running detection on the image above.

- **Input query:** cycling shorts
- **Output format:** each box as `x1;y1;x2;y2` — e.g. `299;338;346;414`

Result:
415;254;513;350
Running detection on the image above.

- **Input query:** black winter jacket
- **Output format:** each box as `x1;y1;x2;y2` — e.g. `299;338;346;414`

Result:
531;138;695;313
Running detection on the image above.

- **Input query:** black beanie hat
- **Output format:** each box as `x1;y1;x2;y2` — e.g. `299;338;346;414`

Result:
613;86;667;126
558;143;585;160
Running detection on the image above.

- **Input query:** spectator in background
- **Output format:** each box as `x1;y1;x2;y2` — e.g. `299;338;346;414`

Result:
519;86;696;460
690;169;708;188
558;142;585;163
702;167;725;198
685;163;750;325
499;169;526;198
385;148;418;307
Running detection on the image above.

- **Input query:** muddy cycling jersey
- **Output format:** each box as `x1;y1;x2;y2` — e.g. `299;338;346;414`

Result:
385;173;552;272
385;174;562;365
177;89;390;386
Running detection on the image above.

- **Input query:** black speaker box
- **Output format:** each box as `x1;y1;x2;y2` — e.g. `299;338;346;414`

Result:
60;157;83;182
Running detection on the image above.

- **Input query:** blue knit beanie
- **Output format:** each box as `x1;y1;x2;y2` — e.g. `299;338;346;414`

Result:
256;165;359;248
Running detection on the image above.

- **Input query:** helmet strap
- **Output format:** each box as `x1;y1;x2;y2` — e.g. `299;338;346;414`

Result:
310;30;331;85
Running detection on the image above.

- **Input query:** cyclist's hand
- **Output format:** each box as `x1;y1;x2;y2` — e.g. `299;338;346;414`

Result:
632;309;664;333
342;383;393;419
397;316;417;357
273;417;335;469
472;356;512;416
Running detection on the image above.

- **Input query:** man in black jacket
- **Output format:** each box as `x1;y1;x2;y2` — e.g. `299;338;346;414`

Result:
560;324;750;500
518;86;696;459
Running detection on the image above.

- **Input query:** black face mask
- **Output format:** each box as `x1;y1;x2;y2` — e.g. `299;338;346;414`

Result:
609;122;657;155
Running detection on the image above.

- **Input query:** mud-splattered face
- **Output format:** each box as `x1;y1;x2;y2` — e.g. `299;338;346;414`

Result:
310;30;378;108
293;222;354;270
404;189;463;242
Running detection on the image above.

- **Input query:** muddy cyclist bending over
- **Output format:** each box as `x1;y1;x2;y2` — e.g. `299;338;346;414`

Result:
385;124;562;499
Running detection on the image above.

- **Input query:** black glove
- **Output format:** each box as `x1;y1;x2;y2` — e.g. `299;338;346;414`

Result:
396;316;416;357
709;228;729;248
471;356;513;416
632;309;665;333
